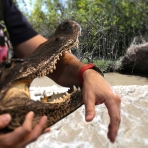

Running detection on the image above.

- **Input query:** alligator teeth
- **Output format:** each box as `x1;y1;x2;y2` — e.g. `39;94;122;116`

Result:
50;66;53;69
53;65;56;70
54;59;57;64
78;87;81;91
51;62;54;65
57;56;60;60
60;53;62;56
50;69;53;73
47;66;53;74
66;92;69;95
73;85;77;91
65;92;70;98
72;85;81;91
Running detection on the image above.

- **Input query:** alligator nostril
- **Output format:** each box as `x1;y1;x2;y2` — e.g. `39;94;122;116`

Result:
55;37;61;42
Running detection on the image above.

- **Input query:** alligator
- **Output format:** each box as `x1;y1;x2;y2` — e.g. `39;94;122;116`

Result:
0;20;83;132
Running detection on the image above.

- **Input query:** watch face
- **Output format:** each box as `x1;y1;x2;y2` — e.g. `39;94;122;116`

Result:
94;65;104;77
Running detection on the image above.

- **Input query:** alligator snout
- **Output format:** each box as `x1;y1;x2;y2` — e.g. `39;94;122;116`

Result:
0;20;83;132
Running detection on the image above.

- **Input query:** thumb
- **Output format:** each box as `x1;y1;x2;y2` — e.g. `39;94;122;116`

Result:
0;114;11;129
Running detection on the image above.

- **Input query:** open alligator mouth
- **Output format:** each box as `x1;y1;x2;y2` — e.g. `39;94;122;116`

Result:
0;20;83;132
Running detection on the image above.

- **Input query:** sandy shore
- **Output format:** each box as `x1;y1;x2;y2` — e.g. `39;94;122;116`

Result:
27;73;148;148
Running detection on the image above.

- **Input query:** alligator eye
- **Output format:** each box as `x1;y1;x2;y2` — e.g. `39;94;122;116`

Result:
55;37;61;42
61;21;72;30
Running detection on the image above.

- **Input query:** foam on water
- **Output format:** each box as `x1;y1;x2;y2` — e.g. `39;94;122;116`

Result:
27;84;148;148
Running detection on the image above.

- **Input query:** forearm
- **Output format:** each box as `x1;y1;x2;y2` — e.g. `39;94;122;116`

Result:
48;51;85;87
13;35;47;58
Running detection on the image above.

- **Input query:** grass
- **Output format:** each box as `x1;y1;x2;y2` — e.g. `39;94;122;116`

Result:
81;58;116;73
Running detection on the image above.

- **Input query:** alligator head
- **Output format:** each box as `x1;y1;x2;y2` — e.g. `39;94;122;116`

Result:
0;20;83;132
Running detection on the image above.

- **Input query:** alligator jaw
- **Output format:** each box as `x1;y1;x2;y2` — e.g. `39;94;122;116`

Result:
0;85;83;132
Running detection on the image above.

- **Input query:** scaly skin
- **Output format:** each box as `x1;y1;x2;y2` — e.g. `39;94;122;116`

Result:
0;20;83;132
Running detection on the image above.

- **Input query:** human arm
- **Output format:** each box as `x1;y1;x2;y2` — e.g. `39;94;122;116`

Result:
2;0;47;58
13;35;47;58
0;112;49;148
48;51;121;143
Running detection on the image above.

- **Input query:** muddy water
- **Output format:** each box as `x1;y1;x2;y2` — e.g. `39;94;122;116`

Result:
105;72;148;86
27;73;148;148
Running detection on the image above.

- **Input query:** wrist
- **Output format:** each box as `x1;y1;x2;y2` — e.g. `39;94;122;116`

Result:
78;63;104;85
78;63;95;84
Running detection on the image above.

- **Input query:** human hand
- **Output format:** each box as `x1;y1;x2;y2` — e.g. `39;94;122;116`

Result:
0;112;49;148
82;69;121;143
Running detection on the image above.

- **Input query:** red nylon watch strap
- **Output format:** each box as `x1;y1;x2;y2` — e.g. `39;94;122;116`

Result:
78;63;95;84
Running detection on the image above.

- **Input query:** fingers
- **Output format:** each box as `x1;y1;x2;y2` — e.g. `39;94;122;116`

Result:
19;115;47;147
0;112;48;148
0;114;11;129
105;94;121;143
83;90;96;122
85;105;95;122
28;115;47;139
3;111;35;144
43;127;50;133
0;112;34;147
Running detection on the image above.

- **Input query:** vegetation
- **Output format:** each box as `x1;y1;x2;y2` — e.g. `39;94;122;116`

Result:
16;0;148;72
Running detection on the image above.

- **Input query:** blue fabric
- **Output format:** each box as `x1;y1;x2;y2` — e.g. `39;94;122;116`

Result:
1;0;38;45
